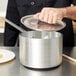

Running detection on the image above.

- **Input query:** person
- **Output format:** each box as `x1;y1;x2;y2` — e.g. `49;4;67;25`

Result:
34;6;76;24
4;0;76;46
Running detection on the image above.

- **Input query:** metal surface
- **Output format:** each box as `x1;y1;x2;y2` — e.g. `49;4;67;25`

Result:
19;31;63;69
63;47;76;62
0;47;76;76
5;18;25;33
21;15;66;31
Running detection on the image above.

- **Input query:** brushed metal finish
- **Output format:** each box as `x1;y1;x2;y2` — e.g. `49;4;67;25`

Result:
19;31;63;69
1;47;76;76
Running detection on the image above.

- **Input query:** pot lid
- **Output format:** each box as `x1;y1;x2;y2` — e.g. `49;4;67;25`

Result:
21;15;66;31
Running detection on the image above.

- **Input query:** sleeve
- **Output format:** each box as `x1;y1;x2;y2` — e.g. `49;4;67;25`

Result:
72;0;76;5
4;0;20;46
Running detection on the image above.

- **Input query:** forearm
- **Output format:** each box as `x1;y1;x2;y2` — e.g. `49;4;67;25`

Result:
63;6;76;20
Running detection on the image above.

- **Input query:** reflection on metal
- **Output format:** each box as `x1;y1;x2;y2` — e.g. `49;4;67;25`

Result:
20;65;62;76
63;54;76;63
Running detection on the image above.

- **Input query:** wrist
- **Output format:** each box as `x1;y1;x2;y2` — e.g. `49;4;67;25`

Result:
61;8;67;18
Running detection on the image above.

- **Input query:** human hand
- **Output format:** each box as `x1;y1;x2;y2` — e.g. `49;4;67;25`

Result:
34;7;66;24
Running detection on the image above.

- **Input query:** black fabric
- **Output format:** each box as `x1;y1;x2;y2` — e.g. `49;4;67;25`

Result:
4;0;76;46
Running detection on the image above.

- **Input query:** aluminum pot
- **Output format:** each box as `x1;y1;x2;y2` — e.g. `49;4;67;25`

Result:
19;31;63;69
5;18;63;69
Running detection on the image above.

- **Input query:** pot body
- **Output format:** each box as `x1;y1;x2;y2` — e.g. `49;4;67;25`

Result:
19;31;63;69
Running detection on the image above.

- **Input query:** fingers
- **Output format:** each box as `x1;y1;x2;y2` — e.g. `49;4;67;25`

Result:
34;8;64;24
43;11;49;23
50;12;63;24
33;13;40;19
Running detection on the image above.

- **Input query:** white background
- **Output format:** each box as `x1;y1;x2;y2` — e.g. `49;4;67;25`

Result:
0;0;8;17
